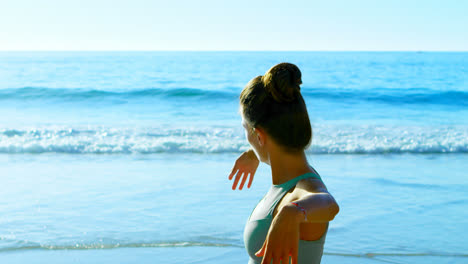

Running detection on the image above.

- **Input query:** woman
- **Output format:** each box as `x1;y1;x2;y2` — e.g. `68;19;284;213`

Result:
228;63;339;264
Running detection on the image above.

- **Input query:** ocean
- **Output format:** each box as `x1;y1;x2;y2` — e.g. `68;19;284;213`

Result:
0;51;467;263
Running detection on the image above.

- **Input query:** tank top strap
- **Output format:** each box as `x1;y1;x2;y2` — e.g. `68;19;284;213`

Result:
266;172;322;218
274;172;322;190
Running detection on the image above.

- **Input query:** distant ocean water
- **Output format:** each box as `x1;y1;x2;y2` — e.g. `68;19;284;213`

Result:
0;52;467;264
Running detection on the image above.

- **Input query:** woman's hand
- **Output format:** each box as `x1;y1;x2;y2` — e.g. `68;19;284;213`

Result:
228;149;259;190
255;204;303;264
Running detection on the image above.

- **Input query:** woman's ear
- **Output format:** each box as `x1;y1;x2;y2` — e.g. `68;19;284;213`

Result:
254;127;266;147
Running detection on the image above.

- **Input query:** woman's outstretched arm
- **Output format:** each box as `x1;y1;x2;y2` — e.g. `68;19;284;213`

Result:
255;178;339;264
287;184;340;223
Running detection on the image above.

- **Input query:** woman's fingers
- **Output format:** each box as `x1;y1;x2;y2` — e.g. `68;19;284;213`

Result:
272;255;281;264
229;168;254;190
228;165;238;180
259;250;269;264
262;252;293;264
290;246;298;264
253;213;300;263
228;150;259;190
231;172;243;190
238;173;249;190
256;240;297;264
247;172;254;188
261;253;272;264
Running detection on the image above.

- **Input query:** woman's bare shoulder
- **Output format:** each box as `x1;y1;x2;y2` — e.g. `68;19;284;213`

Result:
295;176;328;194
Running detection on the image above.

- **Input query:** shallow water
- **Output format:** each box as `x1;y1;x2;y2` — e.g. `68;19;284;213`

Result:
0;154;466;263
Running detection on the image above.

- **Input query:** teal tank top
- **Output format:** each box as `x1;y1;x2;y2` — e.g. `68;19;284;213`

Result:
243;172;328;264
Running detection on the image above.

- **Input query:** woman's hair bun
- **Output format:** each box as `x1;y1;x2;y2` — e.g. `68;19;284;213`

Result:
261;62;302;103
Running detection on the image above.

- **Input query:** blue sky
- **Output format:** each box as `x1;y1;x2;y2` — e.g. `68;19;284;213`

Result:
0;0;466;51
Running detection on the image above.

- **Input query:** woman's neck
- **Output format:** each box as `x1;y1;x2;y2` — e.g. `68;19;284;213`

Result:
268;148;313;185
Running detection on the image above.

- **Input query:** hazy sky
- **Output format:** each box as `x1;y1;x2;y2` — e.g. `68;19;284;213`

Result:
0;0;467;51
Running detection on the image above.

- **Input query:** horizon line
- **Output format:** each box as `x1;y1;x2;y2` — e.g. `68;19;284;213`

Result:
0;50;467;52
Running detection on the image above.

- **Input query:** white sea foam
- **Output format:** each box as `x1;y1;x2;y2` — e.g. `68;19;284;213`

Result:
1;125;466;155
312;125;468;154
